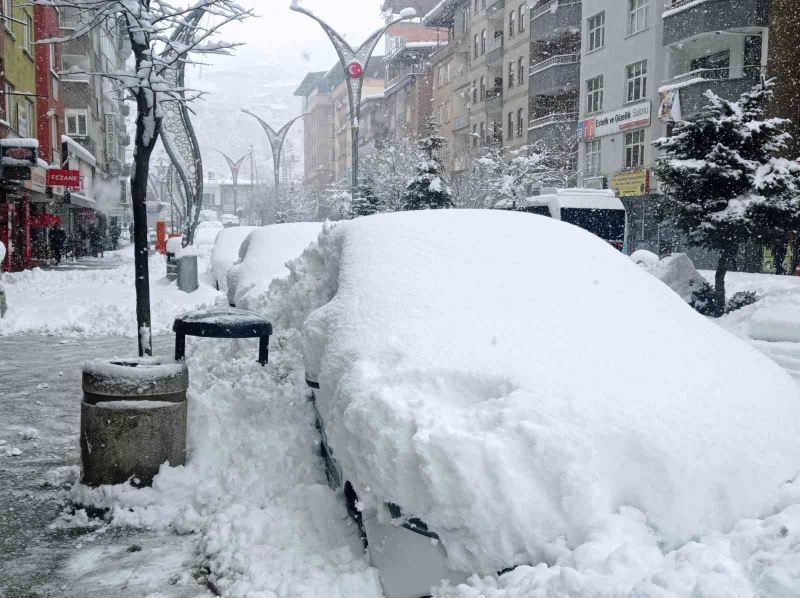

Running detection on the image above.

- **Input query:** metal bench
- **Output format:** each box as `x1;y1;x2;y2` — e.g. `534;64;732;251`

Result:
173;307;273;365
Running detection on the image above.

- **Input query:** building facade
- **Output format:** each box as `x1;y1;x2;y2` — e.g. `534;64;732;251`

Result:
384;42;440;140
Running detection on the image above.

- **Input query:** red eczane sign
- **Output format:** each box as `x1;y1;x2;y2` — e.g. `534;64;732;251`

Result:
46;169;81;189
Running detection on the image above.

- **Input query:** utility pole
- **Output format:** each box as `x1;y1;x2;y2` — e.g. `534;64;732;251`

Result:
212;149;251;225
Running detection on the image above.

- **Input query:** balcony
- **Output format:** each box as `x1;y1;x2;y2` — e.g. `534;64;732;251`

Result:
486;91;503;113
530;0;582;42
660;66;764;117
453;114;470;132
528;53;580;96
486;35;504;66
384;66;427;96
486;0;505;18
662;0;767;46
527;112;578;147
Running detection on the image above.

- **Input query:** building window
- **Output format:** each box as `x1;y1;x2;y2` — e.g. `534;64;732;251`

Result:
2;0;11;29
481;29;487;55
472;80;478;104
66;108;89;137
4;82;14;120
586;75;603;114
587;12;605;52
24;13;33;55
474;0;479;10
474;34;479;58
508;61;515;88
628;0;649;35
472;124;478;147
625;129;645;168
479;121;485;142
463;6;471;32
17;100;30;137
517;57;524;85
516;108;524;137
518;5;525;33
508;111;514;139
585;139;601;176
445;62;450;84
480;76;486;100
49;43;57;72
509;10;515;37
625;59;647;102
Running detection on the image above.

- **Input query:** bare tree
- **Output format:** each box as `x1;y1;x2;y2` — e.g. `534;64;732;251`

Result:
40;0;251;356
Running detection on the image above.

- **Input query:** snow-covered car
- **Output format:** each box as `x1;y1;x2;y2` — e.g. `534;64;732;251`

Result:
226;222;324;309
193;220;224;249
210;226;256;292
292;210;800;598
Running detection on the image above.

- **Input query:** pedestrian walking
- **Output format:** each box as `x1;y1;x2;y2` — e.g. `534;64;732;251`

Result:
50;224;67;265
110;223;121;250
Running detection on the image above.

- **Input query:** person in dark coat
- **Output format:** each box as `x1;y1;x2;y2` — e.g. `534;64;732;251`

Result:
50;224;67;265
109;223;121;250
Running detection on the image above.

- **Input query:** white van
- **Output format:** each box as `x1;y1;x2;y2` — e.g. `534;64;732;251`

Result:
495;188;628;251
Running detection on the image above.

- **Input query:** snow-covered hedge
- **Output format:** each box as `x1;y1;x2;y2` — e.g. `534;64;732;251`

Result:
265;210;800;574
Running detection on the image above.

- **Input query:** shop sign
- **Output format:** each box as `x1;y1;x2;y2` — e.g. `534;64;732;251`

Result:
23;167;47;194
1;143;37;165
46;169;81;189
74;208;97;224
578;102;651;140
611;169;650;198
30;213;61;228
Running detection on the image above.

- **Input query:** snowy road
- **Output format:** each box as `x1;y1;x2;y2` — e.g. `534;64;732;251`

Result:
0;334;214;597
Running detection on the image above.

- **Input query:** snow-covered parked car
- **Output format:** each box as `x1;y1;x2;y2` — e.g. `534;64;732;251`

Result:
226;222;323;309
284;210;800;598
210;226;256;292
193;219;224;249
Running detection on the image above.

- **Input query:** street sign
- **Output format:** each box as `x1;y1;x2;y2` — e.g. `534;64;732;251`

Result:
46;169;81;189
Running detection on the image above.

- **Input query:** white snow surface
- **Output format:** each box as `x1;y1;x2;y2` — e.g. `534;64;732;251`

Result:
226;222;324;309
630;249;659;268
210;226;257;292
645;253;706;302
273;210;800;575
0;247;219;337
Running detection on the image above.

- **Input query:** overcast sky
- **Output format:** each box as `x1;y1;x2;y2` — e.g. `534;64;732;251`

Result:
208;0;388;76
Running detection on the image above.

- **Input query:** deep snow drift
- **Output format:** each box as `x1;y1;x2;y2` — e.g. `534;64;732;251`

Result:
210;226;257;292
266;210;800;576
0;246;219;337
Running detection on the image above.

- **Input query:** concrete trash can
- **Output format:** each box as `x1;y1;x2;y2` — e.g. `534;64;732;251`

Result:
80;357;189;488
177;254;198;293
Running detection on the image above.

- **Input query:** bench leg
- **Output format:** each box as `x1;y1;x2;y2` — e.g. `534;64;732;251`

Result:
175;333;186;361
258;335;270;366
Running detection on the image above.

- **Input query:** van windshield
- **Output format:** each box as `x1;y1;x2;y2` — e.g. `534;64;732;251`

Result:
560;208;626;242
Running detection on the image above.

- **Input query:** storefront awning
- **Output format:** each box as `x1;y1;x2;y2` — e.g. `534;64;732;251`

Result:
68;192;96;209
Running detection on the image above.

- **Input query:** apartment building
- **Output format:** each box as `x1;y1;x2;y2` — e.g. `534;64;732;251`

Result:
527;0;581;179
58;8;132;236
359;93;389;158
385;41;441;140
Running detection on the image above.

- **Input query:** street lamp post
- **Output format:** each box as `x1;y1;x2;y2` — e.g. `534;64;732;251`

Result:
241;110;306;209
212;149;252;224
290;5;417;194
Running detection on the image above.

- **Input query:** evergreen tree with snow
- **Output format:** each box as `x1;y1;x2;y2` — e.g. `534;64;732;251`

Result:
352;180;383;217
653;79;799;314
402;118;454;211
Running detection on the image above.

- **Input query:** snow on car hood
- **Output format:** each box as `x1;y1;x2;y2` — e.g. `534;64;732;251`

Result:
270;210;800;574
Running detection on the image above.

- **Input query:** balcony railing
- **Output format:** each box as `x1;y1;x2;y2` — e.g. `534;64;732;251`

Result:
531;0;581;21
453;114;470;131
528;111;578;129
663;0;706;9
487;34;504;54
662;65;764;87
529;53;580;75
486;0;505;16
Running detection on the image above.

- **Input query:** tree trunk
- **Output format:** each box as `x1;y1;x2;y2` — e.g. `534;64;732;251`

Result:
791;236;800;276
714;247;734;317
773;240;788;275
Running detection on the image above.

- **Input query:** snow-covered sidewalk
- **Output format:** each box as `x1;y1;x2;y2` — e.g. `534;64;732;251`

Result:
0;245;219;338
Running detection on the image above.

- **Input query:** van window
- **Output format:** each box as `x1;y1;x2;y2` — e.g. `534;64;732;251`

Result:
522;205;551;217
560;208;625;242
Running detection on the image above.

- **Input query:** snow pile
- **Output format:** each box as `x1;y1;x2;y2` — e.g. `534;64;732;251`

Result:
165;236;183;255
210;226;256;291
70;330;383;596
0;247;220;337
274;210;800;575
193;220;224;251
630;249;659;267
645;253;706;302
226;222;324;309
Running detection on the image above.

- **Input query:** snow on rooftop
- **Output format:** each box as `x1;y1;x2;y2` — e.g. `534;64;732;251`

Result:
62;135;97;167
0;138;39;149
264;210;800;574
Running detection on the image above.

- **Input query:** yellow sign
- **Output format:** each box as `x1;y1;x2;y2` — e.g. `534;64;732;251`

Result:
611;170;650;198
